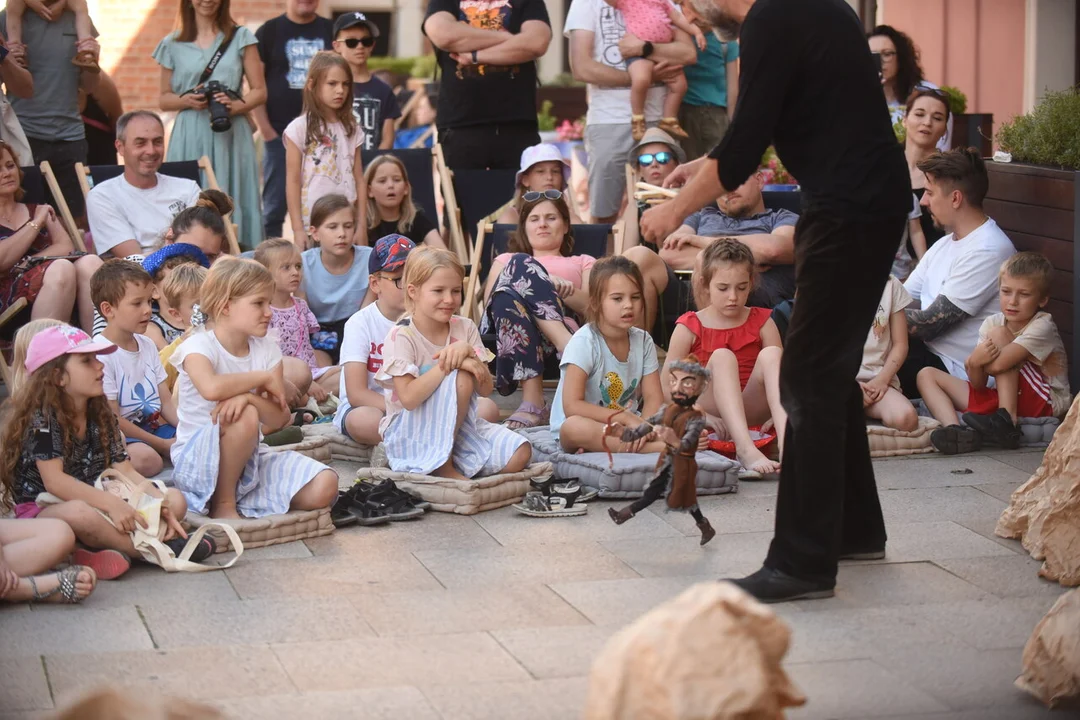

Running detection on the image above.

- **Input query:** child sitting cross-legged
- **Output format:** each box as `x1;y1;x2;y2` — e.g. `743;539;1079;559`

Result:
91;260;179;478
170;257;339;519
141;243;212;350
158;263;208;393
0;325;199;581
335;234;415;445
858;275;919;431
376;247;530;479
920;252;1071;454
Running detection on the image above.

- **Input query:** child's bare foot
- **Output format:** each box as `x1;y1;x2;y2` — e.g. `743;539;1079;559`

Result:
17;566;97;604
431;460;468;481
737;448;780;477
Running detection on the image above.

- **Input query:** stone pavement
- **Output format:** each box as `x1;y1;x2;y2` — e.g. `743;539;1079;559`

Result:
1;447;1075;719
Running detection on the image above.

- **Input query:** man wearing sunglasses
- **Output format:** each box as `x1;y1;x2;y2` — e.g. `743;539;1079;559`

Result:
333;13;400;151
641;0;910;605
252;0;334;239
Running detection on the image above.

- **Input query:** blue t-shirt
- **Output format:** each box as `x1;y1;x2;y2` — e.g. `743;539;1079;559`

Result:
353;78;402;151
550;324;659;440
684;36;739;109
301;245;374;323
256;15;334;136
683;206;798;238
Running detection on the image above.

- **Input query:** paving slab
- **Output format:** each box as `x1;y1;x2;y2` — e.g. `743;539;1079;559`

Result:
421;677;590;720
353;585;588;636
304;513;501;556
878;486;1009;525
490;624;620;679
987;451;1046;475
271;633;531;691
796;562;989;612
873;455;1032;489
906;596;1061;651
934;554;1071;599
786;659;949;719
876;521;1018;563
213;687;441;720
974;480;1026;503
473;501;684;546
57;564;239;610
0;604;153;657
643;493;781;535
598;531;772;578
412;542;638;588
0;656;52;712
224;553;443;599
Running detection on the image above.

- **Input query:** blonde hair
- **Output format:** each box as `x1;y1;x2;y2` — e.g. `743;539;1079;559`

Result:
198;257;275;322
160;263;207;310
253;237;301;269
301;52;357;148
403;246;464;313
1000;251;1053;298
365;154;418;234
9;319;63;394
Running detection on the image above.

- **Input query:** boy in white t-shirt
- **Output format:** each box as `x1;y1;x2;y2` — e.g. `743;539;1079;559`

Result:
920;252;1071;454
91;260;179;477
334;234;415;444
858;276;919;431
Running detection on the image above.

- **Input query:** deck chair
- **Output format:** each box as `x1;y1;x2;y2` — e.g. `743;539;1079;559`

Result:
0;297;28;387
431;144;470;260
362;147;439;241
762;190;803;215
21;162;85;252
75;155;240;256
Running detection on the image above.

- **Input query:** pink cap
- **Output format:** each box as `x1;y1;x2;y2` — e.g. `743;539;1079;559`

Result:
24;325;117;375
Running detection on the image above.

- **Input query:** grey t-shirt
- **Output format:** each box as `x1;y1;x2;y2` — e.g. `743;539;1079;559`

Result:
0;10;87;142
683;205;799;238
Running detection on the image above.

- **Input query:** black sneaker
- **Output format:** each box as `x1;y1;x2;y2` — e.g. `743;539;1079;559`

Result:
930;424;981;455
330;490;359;528
962;409;1022;449
165;535;216;562
723;566;835;603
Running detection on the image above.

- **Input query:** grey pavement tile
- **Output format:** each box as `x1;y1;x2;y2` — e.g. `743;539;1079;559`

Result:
933;554;1070;599
490;625;620;679
797;562;989;612
0;656;52;712
872;645;1034;711
645;493;781;535
598;532;772;578
907;596;1062;651
975;480;1026;503
207;541;313;563
353;585;588;636
0;714;51;720
878;521;1018;563
45;645;294;706
224;553;443;599
143;597;374;648
875;707;1068;720
724;478;777;497
785;659;948;719
213;687;441;720
987;451;1046;475
872;455;1031;490
0;605;153;657
55;564;239;610
412;542;638;589
304;513;501;556
473;501;683;546
550;575;803;626
954;515;1031;554
878;486;1008;525
421;677;590;720
272;633;531;691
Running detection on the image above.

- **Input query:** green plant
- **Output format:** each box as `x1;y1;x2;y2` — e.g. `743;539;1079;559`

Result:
367;55;436;79
411;54;436;79
537;100;557;132
893;117;906;144
996;88;1080;170
939;85;968;115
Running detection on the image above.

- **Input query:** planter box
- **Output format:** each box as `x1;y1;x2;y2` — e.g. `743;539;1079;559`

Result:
952;113;993;157
537;86;588;125
985;161;1080;386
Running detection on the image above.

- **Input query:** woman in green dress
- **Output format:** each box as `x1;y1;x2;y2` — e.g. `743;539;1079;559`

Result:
154;0;265;250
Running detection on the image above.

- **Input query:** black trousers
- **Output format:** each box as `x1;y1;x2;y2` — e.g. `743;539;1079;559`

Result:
439;123;540;171
897;336;947;399
764;210;906;585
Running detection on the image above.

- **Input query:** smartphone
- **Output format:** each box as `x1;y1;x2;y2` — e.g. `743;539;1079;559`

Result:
871;51;883;76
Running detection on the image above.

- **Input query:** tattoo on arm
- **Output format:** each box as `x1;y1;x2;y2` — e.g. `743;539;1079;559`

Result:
905;296;971;341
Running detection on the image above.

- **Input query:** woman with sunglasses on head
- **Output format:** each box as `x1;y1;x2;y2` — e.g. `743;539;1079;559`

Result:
481;191;594;429
867;25;951;150
497;144;583;226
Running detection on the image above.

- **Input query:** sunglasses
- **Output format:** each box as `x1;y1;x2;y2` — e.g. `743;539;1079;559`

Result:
523;189;563;202
340;37;375;49
638;152;674;166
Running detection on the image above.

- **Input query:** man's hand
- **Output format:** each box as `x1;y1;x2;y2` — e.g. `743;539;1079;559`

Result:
6;42;27;67
617;32;645;59
641;201;687;246
450;52;475;66
652;61;685;83
76;37;100;62
662;156;705;188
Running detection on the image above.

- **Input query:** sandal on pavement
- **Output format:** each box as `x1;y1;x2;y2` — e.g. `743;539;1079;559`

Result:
29;565;96;604
504;401;549;430
512;491;587;518
364;483;425;521
341;485;392;526
72;548;130;580
331;490;360;527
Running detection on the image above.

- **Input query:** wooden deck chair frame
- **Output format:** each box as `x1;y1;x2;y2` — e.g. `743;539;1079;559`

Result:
433;143;470;261
0;297;28;387
75;156;241;256
394;91;422;131
39;162;86;252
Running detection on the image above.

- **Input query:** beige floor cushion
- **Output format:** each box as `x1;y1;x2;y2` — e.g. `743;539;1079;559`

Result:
301;423;373;461
185;507;333;552
264;434;332;462
867;416;940;458
356;462;554;515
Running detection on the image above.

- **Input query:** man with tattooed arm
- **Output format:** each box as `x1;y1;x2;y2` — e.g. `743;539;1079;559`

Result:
899;149;1016;397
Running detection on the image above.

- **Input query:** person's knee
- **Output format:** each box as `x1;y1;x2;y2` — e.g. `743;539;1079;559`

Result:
129;444;164;477
986;325;1013;347
455;369;476;395
164;488;188;520
502;442;532;473
708;348;738;367
916;366;942;389
45;258;77;289
891;403;919;432
757;345;782;367
477;397;500;422
37;517;77;557
224;404;262;439
74;254;102;279
283;357;313;392
308;470;340;508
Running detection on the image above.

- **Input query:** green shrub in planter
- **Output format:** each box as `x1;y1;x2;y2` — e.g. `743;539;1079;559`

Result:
537;100;556;132
939;85;967;115
368;55;436;79
997;88;1080;170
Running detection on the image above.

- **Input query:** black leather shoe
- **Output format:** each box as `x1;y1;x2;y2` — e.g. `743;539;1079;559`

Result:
838;547;886;561
962;409;1022;449
930;424;981;455
723;566;835;603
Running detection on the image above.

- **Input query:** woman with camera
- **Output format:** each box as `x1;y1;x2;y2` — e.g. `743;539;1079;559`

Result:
154;0;266;251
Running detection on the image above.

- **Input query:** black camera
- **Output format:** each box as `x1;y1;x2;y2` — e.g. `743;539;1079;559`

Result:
183;80;241;133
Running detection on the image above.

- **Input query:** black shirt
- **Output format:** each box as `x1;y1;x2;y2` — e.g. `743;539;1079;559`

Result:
423;0;550;130
256;15;334;136
710;0;908;218
370;209;438;246
15;409;128;504
353;78;402;151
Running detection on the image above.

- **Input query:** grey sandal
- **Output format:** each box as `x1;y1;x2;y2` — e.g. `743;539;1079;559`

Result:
28;565;95;604
504;401;549;430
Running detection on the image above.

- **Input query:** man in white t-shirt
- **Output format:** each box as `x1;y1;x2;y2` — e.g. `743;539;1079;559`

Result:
565;0;696;222
86;110;201;258
900;149;1016;395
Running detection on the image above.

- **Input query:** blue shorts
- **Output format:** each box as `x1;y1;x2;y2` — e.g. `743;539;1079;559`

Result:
125;421;176;446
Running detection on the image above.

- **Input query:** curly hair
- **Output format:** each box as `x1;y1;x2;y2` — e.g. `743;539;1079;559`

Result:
508;194;575;256
868;25;925;102
0;355;120;511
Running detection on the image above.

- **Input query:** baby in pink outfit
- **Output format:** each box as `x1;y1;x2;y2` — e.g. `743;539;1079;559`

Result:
606;0;706;141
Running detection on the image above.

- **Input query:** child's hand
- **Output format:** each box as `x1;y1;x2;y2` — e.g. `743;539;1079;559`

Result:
863;377;888;405
261;371;289;411
692;27;707;51
434;340;475;372
697;428;710;451
461;357;492;387
283;380;304;409
623;430;655;454
309;382;329;403
26;0;56;21
212;394;250;425
604;420;627;438
105;495;147;534
160;505;188;542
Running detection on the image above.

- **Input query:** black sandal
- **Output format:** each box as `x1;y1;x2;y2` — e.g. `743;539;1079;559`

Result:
342;485;392;526
363;481;425;521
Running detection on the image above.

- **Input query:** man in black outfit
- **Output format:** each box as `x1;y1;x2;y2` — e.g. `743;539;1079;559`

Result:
422;0;552;171
642;0;910;603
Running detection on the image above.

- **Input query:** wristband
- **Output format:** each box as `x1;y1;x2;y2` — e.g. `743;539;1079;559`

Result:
471;50;478;63
641;41;654;58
